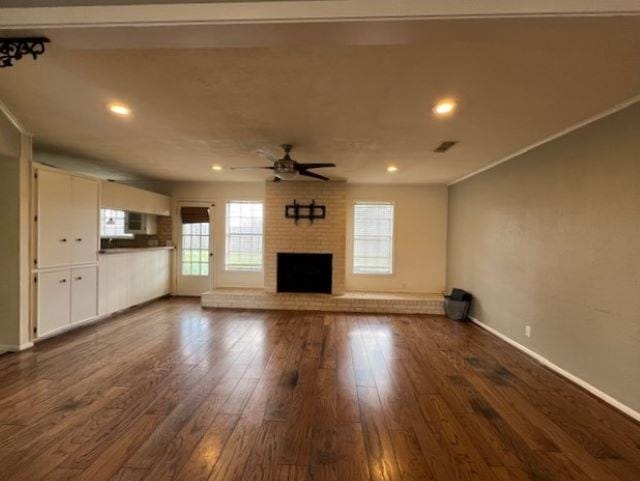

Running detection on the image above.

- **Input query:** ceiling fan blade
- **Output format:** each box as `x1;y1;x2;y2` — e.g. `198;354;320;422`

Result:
230;166;274;170
299;169;330;181
257;148;278;162
297;163;335;169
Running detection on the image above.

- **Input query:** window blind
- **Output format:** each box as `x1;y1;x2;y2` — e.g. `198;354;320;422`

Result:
353;202;394;274
225;201;263;271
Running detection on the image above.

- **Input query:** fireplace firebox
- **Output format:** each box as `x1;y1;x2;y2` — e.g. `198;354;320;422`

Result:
277;253;332;294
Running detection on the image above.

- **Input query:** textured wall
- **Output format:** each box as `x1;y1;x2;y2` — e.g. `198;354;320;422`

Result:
264;181;346;294
447;102;640;413
0;110;28;350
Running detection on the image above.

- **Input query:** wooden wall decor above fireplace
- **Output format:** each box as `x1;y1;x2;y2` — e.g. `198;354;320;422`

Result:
285;199;326;224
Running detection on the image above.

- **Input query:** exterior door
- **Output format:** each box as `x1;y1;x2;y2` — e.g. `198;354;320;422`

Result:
176;202;213;296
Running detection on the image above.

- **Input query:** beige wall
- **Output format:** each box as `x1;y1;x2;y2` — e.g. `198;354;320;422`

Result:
0;108;31;350
167;181;265;289
346;184;447;293
447;102;640;413
167;180;448;294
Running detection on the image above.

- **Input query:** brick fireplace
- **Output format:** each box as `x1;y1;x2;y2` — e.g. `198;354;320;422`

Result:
264;180;346;295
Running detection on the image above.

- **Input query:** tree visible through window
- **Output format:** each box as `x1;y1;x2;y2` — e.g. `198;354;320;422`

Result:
225;201;263;271
353;202;394;274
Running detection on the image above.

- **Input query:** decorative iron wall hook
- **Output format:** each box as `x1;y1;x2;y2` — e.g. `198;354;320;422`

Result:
0;38;50;68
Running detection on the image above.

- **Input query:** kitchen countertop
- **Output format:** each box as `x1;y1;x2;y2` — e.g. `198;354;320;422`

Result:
99;246;175;254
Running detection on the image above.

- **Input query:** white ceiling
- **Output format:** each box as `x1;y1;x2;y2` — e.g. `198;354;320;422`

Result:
0;16;639;183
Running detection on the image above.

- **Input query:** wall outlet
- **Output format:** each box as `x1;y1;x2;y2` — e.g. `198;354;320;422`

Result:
525;325;531;338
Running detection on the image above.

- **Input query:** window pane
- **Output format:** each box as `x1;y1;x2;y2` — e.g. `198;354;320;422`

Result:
100;208;133;238
225;201;263;271
180;221;210;277
353;202;394;274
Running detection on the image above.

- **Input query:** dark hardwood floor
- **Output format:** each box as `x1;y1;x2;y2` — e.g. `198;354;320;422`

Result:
1;298;639;481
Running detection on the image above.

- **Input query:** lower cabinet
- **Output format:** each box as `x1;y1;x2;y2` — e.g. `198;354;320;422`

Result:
71;266;98;324
98;249;172;317
37;269;71;337
37;265;98;338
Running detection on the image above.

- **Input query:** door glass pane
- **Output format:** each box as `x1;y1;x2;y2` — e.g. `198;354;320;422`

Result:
181;221;210;277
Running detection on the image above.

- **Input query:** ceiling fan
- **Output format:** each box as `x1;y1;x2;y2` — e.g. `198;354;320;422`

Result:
231;144;336;181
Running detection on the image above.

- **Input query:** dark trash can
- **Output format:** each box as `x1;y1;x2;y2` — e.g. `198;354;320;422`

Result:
443;288;472;321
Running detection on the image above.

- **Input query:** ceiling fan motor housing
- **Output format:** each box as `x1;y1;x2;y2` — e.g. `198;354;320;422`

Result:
274;158;298;177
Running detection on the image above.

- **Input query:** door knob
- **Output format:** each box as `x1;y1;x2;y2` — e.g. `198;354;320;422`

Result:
75;276;83;281
60;238;67;242
75;238;83;242
59;278;67;283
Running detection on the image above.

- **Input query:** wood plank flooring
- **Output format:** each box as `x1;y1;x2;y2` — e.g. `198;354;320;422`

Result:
1;297;639;481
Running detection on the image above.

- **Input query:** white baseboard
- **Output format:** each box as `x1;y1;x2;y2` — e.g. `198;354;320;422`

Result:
0;341;34;353
469;316;640;423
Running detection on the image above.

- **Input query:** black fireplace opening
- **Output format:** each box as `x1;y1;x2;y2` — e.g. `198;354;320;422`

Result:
277;253;332;294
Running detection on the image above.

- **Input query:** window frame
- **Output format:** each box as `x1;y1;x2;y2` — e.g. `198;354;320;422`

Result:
351;201;396;276
224;200;264;272
100;208;134;239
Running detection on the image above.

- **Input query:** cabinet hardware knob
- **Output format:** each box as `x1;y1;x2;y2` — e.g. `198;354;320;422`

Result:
75;276;83;281
59;278;67;283
75;238;83;242
60;238;67;242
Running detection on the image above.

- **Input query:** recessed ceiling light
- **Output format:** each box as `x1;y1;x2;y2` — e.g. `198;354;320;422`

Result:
387;165;398;173
433;99;456;116
108;102;131;117
211;164;223;171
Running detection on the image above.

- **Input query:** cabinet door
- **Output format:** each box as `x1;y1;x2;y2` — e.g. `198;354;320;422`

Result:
71;266;98;324
37;269;71;337
71;177;99;265
37;170;72;268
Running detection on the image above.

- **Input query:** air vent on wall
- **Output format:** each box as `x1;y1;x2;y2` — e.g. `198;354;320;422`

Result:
434;141;458;153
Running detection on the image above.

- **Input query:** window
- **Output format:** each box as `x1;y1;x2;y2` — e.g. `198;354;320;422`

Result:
225;201;263;271
353;202;394;274
100;209;133;238
181;222;210;276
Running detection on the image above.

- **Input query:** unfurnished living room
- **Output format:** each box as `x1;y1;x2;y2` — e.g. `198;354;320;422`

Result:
1;2;640;481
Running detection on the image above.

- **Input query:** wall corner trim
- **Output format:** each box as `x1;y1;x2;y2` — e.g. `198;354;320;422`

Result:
448;93;640;186
0;98;28;135
468;315;640;423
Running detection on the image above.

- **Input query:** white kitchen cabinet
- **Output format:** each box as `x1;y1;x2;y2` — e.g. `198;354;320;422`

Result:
71;177;99;265
37;169;99;269
34;166;100;341
37;269;71;337
101;180;171;216
37;170;72;269
98;249;173;317
71;266;98;324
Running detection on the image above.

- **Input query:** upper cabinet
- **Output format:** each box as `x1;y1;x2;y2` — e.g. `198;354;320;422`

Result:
72;177;100;264
37;169;99;269
101;181;171;216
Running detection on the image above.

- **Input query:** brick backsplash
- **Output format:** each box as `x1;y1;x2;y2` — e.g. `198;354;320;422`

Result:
156;215;173;245
264;180;346;294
